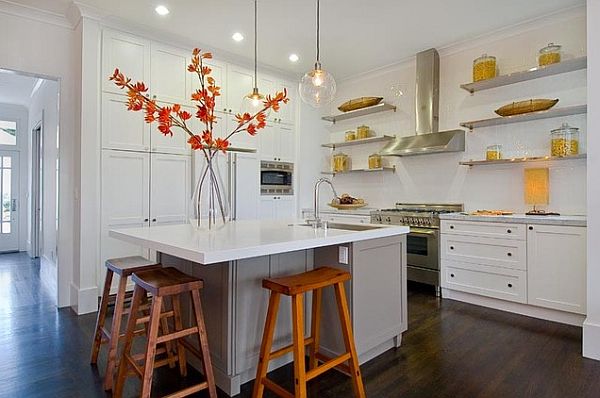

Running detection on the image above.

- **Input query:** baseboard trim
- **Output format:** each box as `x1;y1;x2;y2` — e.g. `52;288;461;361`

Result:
583;320;600;361
442;288;586;327
70;282;98;315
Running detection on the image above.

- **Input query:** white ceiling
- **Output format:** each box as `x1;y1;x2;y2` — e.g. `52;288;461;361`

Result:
10;0;585;79
0;71;41;106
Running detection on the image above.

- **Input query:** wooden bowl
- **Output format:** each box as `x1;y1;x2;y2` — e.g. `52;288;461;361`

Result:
328;202;367;210
338;97;383;112
495;99;559;117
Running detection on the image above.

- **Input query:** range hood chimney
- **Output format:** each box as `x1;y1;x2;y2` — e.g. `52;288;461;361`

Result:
380;48;464;156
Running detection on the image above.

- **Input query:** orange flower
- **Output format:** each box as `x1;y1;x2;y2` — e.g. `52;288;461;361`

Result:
201;66;212;76
202;130;213;146
188;135;203;150
134;82;148;93
235;112;252;124
265;89;289;112
179;110;192;121
202;52;213;59
247;123;257;136
215;137;229;153
173;104;181;113
144;101;157;123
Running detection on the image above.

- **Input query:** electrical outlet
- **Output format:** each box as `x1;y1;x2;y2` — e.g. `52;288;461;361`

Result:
338;246;349;265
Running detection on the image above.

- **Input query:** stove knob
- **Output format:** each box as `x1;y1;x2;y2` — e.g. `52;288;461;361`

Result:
385;216;392;224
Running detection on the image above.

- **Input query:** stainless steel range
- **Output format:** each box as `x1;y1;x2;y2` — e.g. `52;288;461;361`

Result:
371;203;464;295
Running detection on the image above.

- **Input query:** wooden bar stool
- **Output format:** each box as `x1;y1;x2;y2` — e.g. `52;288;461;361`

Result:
253;266;366;398
114;267;217;398
91;256;164;390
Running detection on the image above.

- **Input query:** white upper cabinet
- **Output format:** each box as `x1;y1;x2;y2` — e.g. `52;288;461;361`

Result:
190;59;228;111
102;93;150;152
278;124;295;162
227;66;254;115
277;80;296;125
102;29;150;94
149;102;192;155
259;124;295;162
151;44;189;104
527;224;587;314
150;153;191;225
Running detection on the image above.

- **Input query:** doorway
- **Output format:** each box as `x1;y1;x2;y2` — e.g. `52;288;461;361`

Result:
0;150;19;253
30;123;42;258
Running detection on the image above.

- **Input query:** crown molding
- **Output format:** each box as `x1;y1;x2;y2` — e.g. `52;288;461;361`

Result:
0;0;72;29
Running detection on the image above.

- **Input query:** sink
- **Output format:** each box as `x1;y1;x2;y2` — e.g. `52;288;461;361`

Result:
291;222;382;231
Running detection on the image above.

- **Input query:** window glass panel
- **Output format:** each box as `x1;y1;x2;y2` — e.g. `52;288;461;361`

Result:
2;168;11;222
2;157;11;168
2;222;10;234
0;121;17;146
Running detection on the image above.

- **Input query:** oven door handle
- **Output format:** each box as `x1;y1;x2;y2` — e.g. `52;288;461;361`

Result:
410;228;438;236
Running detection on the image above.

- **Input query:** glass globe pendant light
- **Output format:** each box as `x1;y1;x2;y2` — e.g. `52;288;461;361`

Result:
241;0;269;115
299;0;336;108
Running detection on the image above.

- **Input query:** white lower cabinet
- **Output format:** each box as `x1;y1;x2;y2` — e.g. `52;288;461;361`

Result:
527;224;587;314
441;220;587;317
150;153;191;225
321;214;371;224
260;196;295;220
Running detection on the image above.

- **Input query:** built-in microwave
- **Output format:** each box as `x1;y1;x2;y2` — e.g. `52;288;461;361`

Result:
261;161;294;195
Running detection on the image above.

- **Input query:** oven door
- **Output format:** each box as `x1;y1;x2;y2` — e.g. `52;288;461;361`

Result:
406;228;439;270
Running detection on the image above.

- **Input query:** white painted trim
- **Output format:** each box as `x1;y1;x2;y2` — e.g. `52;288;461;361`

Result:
442;288;586;327
0;0;72;29
70;282;98;315
583;320;600;360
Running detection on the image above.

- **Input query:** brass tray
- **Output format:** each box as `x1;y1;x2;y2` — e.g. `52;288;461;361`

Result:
338;97;383;112
328;202;367;210
495;99;558;117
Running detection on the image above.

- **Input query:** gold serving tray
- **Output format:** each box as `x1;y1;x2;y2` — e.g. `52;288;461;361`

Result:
328;202;368;210
338;97;383;112
495;99;558;117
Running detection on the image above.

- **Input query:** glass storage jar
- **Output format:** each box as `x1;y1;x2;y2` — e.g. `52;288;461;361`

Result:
332;152;350;173
356;125;371;139
550;123;579;157
539;43;562;67
473;54;497;82
345;130;356;141
486;144;502;160
368;153;382;169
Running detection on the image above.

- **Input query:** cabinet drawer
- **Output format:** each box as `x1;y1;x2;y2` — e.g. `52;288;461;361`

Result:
441;220;525;240
442;260;527;303
441;235;526;271
322;214;371;224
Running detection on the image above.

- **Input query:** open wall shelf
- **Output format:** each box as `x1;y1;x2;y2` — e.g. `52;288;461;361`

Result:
322;103;396;124
321;135;395;149
460;105;587;131
460;57;587;94
459;154;586;166
321;166;396;176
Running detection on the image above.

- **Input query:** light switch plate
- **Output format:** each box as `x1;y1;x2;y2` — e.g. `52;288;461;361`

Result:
338;246;349;264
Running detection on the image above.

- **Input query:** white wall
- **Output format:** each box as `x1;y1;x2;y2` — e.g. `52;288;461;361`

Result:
27;80;59;266
318;8;587;215
0;102;29;251
0;4;79;308
583;0;600;360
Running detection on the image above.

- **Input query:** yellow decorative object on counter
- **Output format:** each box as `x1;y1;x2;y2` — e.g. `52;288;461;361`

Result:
550;123;579;157
357;125;371;139
539;43;562;67
368;153;382;169
486;144;502;160
473;54;497;82
332;152;350;173
345;130;356;141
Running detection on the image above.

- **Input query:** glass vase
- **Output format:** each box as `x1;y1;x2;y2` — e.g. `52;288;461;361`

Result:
190;155;230;230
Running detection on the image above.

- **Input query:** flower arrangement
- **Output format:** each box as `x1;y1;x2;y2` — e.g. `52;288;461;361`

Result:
109;48;289;228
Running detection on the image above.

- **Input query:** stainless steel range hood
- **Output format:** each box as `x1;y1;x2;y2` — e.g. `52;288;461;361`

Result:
381;48;464;157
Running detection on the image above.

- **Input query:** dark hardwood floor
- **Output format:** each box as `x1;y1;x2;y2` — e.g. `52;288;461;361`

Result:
1;253;599;397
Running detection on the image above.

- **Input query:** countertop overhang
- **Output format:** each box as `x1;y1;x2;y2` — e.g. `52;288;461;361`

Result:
109;219;410;265
439;213;586;227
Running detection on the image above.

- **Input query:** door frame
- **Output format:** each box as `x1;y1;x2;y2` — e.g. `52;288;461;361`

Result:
0;150;20;253
30;118;43;258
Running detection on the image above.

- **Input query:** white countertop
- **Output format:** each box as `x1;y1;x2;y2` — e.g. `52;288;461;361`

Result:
110;219;409;265
439;213;587;227
301;207;378;216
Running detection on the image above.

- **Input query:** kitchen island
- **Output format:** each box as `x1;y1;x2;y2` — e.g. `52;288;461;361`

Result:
110;219;409;396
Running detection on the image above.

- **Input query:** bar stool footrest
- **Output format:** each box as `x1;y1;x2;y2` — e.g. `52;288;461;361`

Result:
269;336;315;360
307;352;351;381
261;378;295;398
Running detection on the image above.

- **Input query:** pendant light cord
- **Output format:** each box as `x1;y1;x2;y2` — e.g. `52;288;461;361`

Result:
316;0;320;64
254;0;258;87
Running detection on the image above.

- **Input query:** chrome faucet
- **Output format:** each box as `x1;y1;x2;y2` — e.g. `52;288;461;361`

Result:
310;177;339;227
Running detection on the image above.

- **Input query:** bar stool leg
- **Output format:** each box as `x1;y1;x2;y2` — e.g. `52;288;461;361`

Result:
191;289;218;398
252;292;281;398
114;284;145;396
91;269;114;364
171;293;188;377
103;274;128;390
309;288;322;370
140;295;163;398
334;282;366;398
292;294;308;398
160;297;177;369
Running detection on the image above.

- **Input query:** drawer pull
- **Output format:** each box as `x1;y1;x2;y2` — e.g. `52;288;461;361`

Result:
507;252;512;257
450;246;455;250
507;229;512;234
529;226;534;231
450;273;455;278
450;225;454;229
507;283;513;288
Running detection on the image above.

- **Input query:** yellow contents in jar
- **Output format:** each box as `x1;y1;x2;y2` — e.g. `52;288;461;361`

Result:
368;154;382;169
332;154;349;172
539;52;561;67
486;150;501;160
473;59;496;82
357;125;370;139
345;131;356;141
551;138;579;157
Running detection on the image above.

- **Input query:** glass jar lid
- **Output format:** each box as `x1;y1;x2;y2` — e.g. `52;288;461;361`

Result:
540;43;562;54
551;122;578;135
474;53;496;63
369;153;381;158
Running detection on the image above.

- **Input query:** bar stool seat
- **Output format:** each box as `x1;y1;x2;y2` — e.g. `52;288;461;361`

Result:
91;256;163;391
114;267;217;398
253;266;366;398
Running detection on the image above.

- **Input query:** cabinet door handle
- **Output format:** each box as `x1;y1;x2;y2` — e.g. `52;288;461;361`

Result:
449;225;454;229
529;226;533;230
507;252;512;257
507;283;513;288
450;246;455;250
144;218;149;222
450;273;455;278
507;229;512;234
152;218;157;222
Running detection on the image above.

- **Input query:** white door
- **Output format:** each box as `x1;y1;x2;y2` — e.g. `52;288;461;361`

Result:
233;153;259;220
150;153;191;225
259;197;276;220
226;66;254;114
0;151;19;252
278;125;295;162
102;93;151;152
277;80;296;125
102;29;150;94
258;124;278;161
275;196;295;219
151;44;189;104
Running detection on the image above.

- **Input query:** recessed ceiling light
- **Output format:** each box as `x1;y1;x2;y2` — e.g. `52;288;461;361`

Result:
155;5;170;16
232;32;244;42
288;54;299;62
